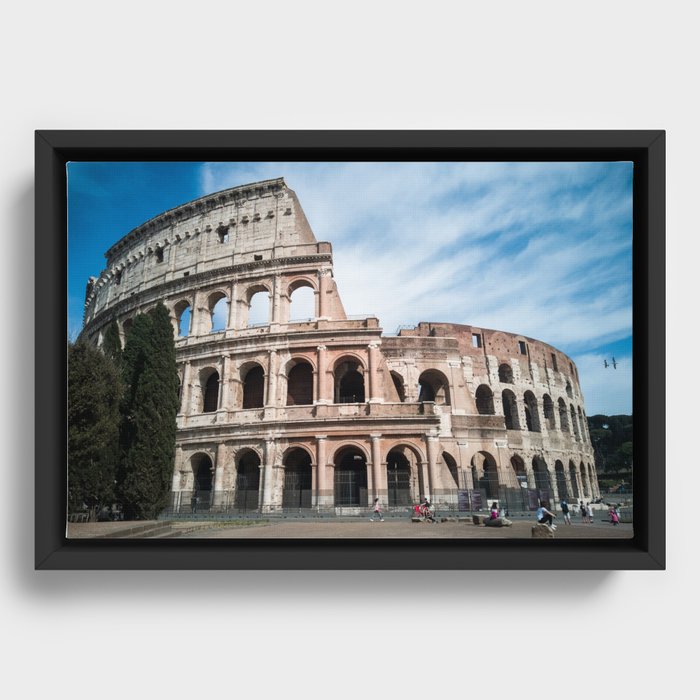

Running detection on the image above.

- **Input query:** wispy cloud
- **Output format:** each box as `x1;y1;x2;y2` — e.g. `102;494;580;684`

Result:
201;161;632;414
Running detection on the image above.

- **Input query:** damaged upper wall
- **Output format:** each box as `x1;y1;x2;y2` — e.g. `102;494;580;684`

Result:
83;178;332;323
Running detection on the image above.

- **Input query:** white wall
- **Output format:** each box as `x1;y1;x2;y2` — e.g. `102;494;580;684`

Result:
1;2;691;699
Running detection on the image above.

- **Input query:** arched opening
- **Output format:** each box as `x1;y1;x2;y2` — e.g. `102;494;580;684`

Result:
386;450;412;506
524;391;541;432
566;381;573;399
418;369;451;405
471;451;499;499
502;389;520;430
555;460;568;499
498;363;513;383
190;453;213;512
334;359;365;403
475;385;495;415
442;451;460;489
242;364;265;409
155;246;164;263
247;289;270;326
578;407;587;442
208;292;228;333
543;394;556;430
569;460;580;499
390;371;406;402
174;300;191;337
571;404;581;440
532;456;551;504
558;398;570;433
235;451;261;511
282;448;312;510
510;455;527;489
286;362;313;406
288;284;316;321
334;447;368;506
122;317;134;338
201;370;219;413
580;460;590;497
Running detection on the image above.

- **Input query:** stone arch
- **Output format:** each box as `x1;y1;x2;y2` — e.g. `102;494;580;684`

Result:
578;406;587;442
173;299;192;337
498;363;514;383
502;389;520;430
190;452;213;511
199;367;219;413
555;460;568;499
566;380;573;399
287;278;317;322
558;398;570;433
333;445;369;507
282;447;313;509
207;290;229;333
285;359;314;406
442;451;460;488
543;394;556;430
475;384;495;415
510;454;527;489
334;356;366;403
532;456;552;503
241;362;265;409
385;442;425;505
418;369;451;405
471;451;499;499
570;404;581;440
122;317;134;339
580;459;590;497
245;283;271;327
524;391;541;432
235;449;261;511
569;460;580;499
390;371;406;402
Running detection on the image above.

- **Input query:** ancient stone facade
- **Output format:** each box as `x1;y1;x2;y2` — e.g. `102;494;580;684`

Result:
82;177;599;514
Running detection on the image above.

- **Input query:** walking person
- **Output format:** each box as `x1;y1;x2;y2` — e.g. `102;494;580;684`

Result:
370;497;384;521
579;500;587;524
560;498;571;524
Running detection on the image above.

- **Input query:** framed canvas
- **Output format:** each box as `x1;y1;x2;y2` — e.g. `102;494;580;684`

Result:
36;130;665;569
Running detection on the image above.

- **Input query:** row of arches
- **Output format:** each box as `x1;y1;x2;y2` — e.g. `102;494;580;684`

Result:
497;362;576;398
475;385;588;441
182;444;596;511
173;284;316;337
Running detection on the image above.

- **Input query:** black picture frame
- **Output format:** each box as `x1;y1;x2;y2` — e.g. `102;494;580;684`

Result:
36;130;665;570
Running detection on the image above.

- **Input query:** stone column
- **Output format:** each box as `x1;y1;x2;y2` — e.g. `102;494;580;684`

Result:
220;354;231;411
367;342;381;403
317;269;330;318
316;436;328;507
193;289;208;336
370;434;384;500
170;468;181;512
425;434;439;501
272;274;282;324
212;443;226;508
267;349;278;407
181;361;193;415
316;345;329;403
227;280;237;330
261;438;276;513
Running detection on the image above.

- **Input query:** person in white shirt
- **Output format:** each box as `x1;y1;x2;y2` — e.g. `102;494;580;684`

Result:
536;504;557;530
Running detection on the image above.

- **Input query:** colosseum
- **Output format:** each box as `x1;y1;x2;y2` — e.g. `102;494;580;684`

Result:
81;177;600;516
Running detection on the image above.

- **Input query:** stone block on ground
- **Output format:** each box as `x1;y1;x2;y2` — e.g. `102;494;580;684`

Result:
531;523;555;538
484;517;513;527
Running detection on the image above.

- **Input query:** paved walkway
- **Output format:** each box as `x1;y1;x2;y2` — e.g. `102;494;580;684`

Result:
67;518;632;540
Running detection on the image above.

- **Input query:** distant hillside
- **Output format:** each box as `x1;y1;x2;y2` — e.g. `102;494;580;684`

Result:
587;414;632;478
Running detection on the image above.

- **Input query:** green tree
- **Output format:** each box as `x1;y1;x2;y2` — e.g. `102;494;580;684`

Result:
119;304;179;519
102;319;123;370
67;340;120;520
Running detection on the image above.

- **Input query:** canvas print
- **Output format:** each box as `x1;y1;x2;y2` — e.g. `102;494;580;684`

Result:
67;161;633;541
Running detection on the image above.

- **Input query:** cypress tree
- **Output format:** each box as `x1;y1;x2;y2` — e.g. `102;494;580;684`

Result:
102;319;123;371
67;340;120;521
119;304;179;519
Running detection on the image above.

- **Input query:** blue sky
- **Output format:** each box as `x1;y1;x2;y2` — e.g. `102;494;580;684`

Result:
67;161;633;415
